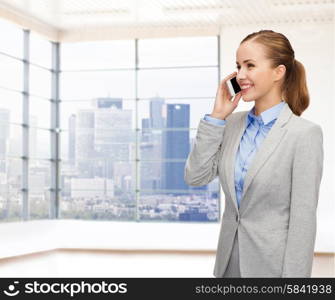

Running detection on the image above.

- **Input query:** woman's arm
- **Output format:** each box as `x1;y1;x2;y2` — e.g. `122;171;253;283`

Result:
281;125;324;277
184;118;226;186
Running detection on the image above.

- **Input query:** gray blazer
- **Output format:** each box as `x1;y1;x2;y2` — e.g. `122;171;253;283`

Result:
184;102;323;277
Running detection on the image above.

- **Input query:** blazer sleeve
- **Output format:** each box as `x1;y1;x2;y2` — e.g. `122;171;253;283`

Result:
184;118;226;186
281;125;324;277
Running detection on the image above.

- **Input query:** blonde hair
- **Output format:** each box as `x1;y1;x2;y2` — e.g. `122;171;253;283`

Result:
241;30;309;116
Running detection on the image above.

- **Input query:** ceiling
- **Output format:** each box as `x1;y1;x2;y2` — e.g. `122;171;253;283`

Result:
0;0;333;41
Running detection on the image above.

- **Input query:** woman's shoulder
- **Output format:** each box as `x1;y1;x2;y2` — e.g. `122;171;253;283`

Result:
289;114;322;131
287;114;323;140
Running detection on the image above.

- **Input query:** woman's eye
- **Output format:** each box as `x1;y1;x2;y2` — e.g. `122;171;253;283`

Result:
236;64;253;69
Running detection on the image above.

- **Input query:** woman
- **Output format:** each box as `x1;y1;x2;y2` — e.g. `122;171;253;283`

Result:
184;30;323;277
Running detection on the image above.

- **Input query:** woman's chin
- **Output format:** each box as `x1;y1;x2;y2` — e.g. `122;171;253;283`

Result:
242;97;254;102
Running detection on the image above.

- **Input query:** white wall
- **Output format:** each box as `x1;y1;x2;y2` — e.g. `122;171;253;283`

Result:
219;22;335;253
0;220;221;259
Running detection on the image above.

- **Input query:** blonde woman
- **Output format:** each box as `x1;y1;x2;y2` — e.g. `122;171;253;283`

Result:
184;30;323;277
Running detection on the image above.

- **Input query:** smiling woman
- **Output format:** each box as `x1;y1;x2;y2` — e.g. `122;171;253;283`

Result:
185;29;324;278
236;30;308;116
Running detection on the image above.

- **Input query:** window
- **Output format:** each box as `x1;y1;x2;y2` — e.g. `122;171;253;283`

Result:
60;36;220;222
0;20;52;221
28;33;52;220
0;20;220;223
137;37;219;222
60;40;137;221
0;20;23;221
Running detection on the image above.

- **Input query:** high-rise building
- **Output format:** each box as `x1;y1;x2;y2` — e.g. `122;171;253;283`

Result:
75;109;95;177
150;97;165;129
68;114;76;165
92;97;123;109
0;109;10;172
140;97;165;191
162;104;190;193
29;115;38;159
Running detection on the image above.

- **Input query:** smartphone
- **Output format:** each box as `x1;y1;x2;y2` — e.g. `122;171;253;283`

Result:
227;76;241;96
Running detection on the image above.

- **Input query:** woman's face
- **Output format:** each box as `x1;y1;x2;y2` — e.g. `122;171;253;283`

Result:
235;41;285;103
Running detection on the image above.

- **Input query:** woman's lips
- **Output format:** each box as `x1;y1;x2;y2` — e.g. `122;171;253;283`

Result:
241;85;253;94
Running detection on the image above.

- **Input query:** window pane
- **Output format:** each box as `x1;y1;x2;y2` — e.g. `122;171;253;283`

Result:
139;36;217;68
138;67;217;99
30;32;52;68
61;128;136;162
1;124;22;157
0;55;23;90
138;98;214;129
0;158;22;221
60;70;135;100
139;187;219;222
139;128;192;160
61;40;135;70
29;159;50;219
0;19;23;58
0;90;22;124
30;129;50;159
30;97;51;128
60;99;136;131
30;65;51;98
60;159;136;221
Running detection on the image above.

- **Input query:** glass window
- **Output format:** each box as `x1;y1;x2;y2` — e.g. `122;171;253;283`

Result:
61;40;135;70
138;187;219;222
60;158;136;221
30;32;52;68
138;67;217;99
0;89;22;124
29;159;51;219
30;65;51;98
137;98;214;129
58;36;219;222
139;36;217;68
29;129;51;159
0;19;23;58
60;99;136;131
30;97;51;129
0;158;22;221
0;55;23;91
4;124;22;157
60;70;135;100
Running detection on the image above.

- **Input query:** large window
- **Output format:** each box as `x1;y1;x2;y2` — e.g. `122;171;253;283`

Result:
60;36;220;222
0;18;220;222
0;19;52;221
29;33;52;220
60;40;136;220
0;19;24;221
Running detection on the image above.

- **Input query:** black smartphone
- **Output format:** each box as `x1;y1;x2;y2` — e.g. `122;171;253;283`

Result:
227;76;241;96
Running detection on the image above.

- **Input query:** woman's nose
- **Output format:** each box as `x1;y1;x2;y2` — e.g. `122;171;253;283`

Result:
236;71;246;83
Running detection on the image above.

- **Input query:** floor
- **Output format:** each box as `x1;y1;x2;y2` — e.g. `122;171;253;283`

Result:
0;250;333;277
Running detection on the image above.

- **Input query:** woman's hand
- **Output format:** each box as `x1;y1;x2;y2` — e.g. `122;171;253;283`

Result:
210;71;242;120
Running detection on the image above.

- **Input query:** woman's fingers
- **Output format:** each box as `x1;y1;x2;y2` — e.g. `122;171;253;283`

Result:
232;91;242;105
222;71;237;83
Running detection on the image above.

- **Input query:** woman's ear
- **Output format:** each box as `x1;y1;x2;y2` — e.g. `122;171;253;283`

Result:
274;64;286;82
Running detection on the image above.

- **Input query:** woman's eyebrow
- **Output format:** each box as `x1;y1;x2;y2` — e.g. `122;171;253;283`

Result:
236;59;255;64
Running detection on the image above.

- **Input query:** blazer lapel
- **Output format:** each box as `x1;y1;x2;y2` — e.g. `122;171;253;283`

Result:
239;102;293;215
225;111;248;213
